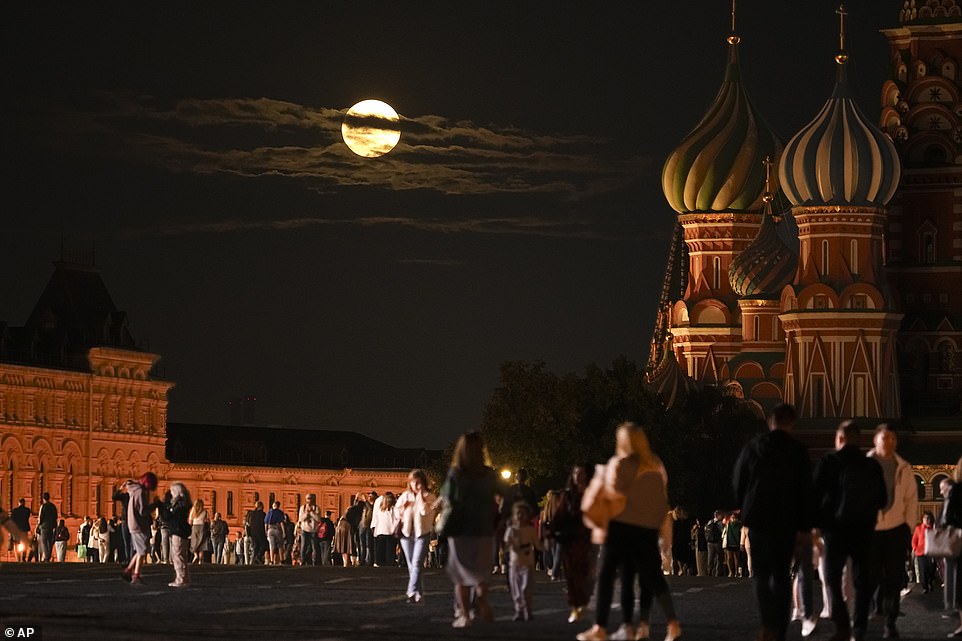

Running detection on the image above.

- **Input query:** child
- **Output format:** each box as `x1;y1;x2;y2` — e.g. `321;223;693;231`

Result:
121;472;158;585
503;501;541;621
161;482;191;587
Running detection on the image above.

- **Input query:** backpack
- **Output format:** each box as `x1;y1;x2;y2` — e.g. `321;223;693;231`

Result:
705;521;721;544
317;520;329;539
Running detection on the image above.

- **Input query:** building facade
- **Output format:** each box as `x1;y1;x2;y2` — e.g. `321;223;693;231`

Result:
0;261;417;545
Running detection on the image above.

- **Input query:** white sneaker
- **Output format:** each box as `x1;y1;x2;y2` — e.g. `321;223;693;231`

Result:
611;624;635;640
451;615;472;628
801;616;817;637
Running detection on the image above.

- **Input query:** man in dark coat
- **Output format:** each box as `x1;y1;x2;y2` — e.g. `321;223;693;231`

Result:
813;420;887;641
10;499;31;562
733;403;812;641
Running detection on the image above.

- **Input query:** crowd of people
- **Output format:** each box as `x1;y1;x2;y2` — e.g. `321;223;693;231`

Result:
1;409;961;641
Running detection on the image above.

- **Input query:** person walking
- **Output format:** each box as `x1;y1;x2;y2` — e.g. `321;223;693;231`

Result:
441;430;500;629
867;424;919;639
941;456;962;638
551;463;594;624
10;499;31;562
54;519;70;562
504;501;540;621
37;492;58;562
912;512;936;594
188;499;210;564
210;512;228;564
297;494;320;566
161;482;192;588
121;472;159;586
264;501;286;565
812;420;887;641
577;422;682;641
395;468;438;603
733;403;812;641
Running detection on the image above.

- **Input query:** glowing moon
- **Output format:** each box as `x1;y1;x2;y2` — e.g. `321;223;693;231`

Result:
341;99;401;158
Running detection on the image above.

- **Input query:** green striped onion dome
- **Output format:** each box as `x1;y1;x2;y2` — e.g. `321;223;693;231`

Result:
728;209;798;298
663;44;783;214
778;64;901;208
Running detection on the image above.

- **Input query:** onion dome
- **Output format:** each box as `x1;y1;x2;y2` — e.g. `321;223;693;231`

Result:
662;41;784;214
729;158;798;297
778;11;901;208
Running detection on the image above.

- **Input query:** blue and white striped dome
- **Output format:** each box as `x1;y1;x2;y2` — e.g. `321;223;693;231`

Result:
778;64;901;208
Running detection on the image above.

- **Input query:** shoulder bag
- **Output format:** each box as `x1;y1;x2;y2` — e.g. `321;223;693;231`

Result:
925;526;962;558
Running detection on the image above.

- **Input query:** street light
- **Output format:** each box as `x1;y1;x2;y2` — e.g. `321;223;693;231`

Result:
500;469;512;480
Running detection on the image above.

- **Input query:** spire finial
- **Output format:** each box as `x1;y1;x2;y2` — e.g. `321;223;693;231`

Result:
727;0;741;45
762;155;774;203
835;4;849;65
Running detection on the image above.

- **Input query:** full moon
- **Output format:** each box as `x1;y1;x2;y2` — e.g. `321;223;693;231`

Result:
341;99;401;158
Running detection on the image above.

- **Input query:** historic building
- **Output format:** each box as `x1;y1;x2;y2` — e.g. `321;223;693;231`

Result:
0;259;423;543
649;3;962;511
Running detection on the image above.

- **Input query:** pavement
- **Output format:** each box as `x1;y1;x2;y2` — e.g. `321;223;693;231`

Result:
0;563;956;641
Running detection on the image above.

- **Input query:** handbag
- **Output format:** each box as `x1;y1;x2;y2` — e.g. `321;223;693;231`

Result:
77;544;87;559
581;463;626;532
925;526;962;558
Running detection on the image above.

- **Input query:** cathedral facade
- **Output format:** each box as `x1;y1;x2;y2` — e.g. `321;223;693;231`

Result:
649;3;961;507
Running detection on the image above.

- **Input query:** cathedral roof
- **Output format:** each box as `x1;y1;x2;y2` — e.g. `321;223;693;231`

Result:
646;345;697;410
0;260;141;370
166;422;442;471
778;60;901;208
662;42;783;214
728;207;798;298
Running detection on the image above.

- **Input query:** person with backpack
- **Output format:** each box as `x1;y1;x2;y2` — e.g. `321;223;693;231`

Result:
705;511;724;576
812;420;887;641
316;511;336;566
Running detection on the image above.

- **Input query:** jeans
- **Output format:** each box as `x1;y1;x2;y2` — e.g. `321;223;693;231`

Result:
399;535;430;597
213;538;225;564
359;527;374;565
707;542;723;576
595;521;675;628
318;539;332;566
871;525;910;627
748;528;796;640
161;528;171;564
824;527;873;634
945;557;958;610
300;531;319;566
39;528;54;562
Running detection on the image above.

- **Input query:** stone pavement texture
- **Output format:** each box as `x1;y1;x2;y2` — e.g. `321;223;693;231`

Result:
0;564;955;641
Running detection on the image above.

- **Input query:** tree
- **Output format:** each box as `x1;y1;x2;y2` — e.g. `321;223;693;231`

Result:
476;356;765;516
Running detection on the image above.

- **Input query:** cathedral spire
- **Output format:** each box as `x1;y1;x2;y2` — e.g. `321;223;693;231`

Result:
835;4;849;65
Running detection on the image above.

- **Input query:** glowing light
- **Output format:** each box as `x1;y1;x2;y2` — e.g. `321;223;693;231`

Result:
500;469;512;480
341;99;401;158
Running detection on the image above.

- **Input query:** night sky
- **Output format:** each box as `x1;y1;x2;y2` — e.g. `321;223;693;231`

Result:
1;2;893;448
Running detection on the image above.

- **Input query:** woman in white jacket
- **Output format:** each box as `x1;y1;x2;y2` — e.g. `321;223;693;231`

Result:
371;492;399;566
394;469;438;602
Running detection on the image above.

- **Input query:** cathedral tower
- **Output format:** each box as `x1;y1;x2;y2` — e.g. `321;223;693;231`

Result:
777;6;903;418
661;18;783;385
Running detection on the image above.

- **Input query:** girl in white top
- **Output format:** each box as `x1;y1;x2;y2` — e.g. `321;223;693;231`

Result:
394;469;437;601
371;492;399;566
188;499;210;564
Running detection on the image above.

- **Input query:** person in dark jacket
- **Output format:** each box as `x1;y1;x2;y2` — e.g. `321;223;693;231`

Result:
37;492;58;562
812;420;887;641
733;403;812;641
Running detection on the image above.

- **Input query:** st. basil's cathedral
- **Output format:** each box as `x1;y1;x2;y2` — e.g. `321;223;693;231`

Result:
647;2;962;501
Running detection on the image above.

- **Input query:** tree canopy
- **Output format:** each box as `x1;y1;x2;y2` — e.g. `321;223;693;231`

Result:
477;356;764;519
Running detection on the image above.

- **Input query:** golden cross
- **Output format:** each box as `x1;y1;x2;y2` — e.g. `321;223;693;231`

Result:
727;0;741;45
836;4;848;64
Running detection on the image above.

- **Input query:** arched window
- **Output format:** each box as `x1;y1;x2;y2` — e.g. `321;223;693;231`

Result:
211;490;217;515
712;256;721;290
753;316;760;341
915;475;926;501
850;239;858;275
922;231;936;264
822;240;830;276
269;492;276;508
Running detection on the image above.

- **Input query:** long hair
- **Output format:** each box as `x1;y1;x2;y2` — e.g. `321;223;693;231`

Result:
615;421;659;469
450;430;490;476
193;499;204;513
408;468;429;490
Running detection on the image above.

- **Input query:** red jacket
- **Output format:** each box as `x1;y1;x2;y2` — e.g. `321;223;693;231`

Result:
911;522;931;556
